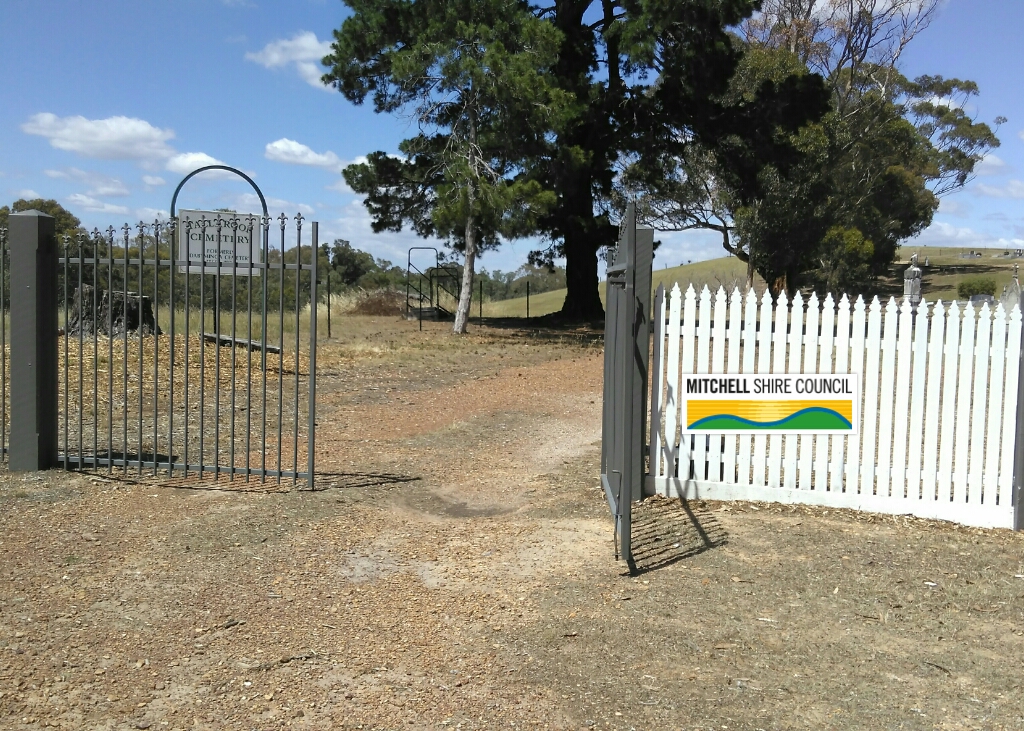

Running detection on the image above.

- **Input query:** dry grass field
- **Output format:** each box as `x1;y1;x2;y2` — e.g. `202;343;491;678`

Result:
1;313;1023;729
480;246;1022;320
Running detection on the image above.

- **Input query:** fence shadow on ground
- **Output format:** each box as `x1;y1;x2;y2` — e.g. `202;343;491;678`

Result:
629;496;728;575
84;469;420;494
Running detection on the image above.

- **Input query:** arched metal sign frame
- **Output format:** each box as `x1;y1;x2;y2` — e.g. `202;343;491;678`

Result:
169;165;269;219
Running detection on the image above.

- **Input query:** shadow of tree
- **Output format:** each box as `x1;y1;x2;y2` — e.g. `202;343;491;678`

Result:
629;496;728;575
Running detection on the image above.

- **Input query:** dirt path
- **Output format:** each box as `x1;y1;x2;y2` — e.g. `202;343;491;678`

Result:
1;316;1024;730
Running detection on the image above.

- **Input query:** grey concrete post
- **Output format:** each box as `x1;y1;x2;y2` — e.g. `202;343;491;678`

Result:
8;210;58;471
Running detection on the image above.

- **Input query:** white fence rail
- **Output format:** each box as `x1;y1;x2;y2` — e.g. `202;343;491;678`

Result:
648;284;1023;529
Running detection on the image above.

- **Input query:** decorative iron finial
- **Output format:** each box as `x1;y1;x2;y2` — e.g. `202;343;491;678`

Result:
294;212;304;231
278;212;288;230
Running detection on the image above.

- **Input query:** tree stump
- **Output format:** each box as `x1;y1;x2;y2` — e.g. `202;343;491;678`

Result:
64;285;160;336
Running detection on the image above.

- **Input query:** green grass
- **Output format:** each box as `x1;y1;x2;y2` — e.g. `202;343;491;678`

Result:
478;256;755;318
896;246;1022;302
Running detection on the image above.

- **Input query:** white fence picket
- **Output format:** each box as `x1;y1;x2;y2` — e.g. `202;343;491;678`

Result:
922;301;946;500
649;284;666;480
783;292;805;489
984;305;1008;505
679;286;698;484
814;294;834;491
938;302;961;502
876;298;899;498
906;299;930;500
833;295;853;492
693;287;713;481
752;289;773;485
891;298;914;498
953;303;977;504
998;306;1022;509
767;291;789;489
799;293;820;490
843;294;860;489
662;285;683;482
968;304;992;505
724;288;743;484
860;298;883;495
708;287;728;483
738;290;758;487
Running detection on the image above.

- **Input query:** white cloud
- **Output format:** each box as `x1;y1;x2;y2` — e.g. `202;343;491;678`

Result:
66;193;130;215
44;167;130;197
15;189;40;200
135;207;169;221
245;32;332;88
975;179;1024;199
22;113;175;161
222;193;315;217
975;154;1007;177
1019;129;1024;142
166;152;226;175
937;197;970;218
914;221;996;249
265;138;342;169
142;175;166;187
327;178;354;194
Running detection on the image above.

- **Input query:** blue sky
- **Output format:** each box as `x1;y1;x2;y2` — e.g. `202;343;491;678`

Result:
0;0;1021;274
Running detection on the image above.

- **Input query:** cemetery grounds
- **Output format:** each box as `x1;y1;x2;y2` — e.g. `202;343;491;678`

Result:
1;313;1023;730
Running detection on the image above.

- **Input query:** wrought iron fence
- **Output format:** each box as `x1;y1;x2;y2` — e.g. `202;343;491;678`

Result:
55;213;318;486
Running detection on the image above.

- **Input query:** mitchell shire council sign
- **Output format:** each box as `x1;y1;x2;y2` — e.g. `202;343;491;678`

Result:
680;374;860;434
178;209;263;275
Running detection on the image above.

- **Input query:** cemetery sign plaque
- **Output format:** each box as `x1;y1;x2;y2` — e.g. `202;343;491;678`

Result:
177;209;263;275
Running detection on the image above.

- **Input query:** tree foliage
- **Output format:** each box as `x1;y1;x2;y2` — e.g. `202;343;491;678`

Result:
325;0;566;331
0;198;85;241
326;0;828;320
629;0;1002;296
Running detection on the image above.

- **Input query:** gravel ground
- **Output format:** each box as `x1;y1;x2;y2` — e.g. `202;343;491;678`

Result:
1;315;1023;730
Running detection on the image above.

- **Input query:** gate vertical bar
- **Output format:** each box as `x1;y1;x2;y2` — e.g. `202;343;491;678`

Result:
213;216;222;480
91;232;99;468
106;229;113;473
77;233;84;467
167;220;175;477
183;220;191;478
229;218;238;481
198;217;207;478
277;214;285;483
62;236;70;470
152;221;160;475
0;227;6;461
121;225;129;472
294;214;303;481
308;222;318;489
136;225;144;475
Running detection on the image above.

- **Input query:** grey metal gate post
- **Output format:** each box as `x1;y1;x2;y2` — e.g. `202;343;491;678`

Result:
1012;309;1024;531
601;203;654;566
8;210;58;471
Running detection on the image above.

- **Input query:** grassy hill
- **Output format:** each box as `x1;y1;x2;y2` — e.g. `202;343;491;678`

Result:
479;246;1023;319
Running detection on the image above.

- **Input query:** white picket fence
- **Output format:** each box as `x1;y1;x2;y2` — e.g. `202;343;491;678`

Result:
648;284;1023;529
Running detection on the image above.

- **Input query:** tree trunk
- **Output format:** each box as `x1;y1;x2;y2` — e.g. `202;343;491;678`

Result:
64;285;159;337
560;230;604;321
453;209;476;334
453;109;478;335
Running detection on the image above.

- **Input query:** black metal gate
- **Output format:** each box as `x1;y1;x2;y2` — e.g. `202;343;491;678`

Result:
55;212;318;486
